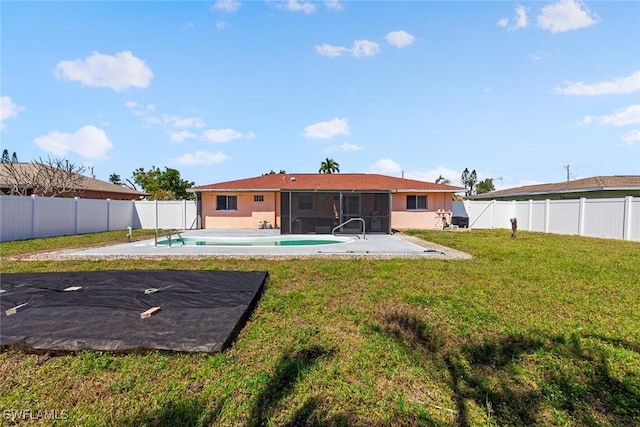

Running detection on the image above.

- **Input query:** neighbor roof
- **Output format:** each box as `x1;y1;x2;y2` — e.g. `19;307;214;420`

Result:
0;163;147;197
190;173;464;193
470;175;640;199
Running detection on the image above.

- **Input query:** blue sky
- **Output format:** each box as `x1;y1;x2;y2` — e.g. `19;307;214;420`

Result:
2;0;639;190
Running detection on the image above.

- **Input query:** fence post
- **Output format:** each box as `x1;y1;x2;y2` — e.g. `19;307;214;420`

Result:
578;197;586;236
74;197;79;235
544;199;550;233
106;198;111;231
154;199;158;230
31;195;36;239
528;200;533;231
623;196;632;241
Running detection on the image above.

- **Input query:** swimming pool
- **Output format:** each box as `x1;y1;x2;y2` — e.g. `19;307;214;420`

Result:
157;235;352;247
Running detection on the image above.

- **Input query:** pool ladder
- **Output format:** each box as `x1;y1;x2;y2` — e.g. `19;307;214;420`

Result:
154;228;185;247
332;218;366;240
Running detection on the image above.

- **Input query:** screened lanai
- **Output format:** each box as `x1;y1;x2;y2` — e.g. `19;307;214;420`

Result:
280;191;391;235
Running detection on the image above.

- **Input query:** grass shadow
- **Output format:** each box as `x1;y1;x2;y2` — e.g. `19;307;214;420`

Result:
249;345;337;426
119;396;224;427
375;306;640;426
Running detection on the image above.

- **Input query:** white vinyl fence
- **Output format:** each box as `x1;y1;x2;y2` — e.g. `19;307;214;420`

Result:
1;195;637;242
455;196;639;241
0;195;197;242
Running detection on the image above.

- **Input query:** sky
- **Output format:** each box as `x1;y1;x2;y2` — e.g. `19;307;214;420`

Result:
1;0;639;190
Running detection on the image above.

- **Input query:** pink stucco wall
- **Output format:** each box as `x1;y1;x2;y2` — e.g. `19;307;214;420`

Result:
390;192;454;230
201;192;280;229
201;191;454;230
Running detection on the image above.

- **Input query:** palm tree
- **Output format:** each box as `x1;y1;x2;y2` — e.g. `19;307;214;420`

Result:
435;175;450;185
319;158;340;174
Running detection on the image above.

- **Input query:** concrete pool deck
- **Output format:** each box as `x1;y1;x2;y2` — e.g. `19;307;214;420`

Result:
28;229;472;260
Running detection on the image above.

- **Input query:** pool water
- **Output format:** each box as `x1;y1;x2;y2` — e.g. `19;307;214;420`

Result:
157;235;351;247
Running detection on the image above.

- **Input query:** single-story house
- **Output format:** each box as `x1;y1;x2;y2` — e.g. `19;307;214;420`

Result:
188;173;464;234
0;162;148;200
468;175;640;201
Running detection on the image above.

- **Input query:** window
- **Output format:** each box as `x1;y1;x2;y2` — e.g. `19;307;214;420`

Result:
406;195;427;210
298;195;313;210
254;195;264;202
216;195;237;210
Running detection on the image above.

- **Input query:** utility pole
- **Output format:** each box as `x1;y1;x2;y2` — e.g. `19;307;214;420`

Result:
563;165;570;182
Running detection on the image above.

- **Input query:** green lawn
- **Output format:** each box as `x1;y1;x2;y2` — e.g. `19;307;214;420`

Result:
1;229;638;426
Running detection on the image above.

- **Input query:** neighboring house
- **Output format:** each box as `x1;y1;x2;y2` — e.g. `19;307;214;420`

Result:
0;163;147;200
469;175;640;201
188;173;464;234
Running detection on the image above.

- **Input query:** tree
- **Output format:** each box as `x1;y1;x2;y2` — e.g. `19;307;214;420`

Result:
435;175;450;185
461;168;478;197
131;166;195;200
262;170;286;176
476;178;495;194
1;150;17;163
319;158;340;174
1;156;86;197
109;173;123;186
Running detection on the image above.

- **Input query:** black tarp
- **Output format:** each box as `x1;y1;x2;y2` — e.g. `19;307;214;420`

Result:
0;270;268;353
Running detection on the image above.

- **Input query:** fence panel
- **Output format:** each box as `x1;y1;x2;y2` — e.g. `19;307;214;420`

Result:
0;195;34;241
467;201;495;229
548;199;580;235
631;198;640;241
583;198;625;240
34;197;76;238
514;201;530;230
77;199;109;234
109;200;135;230
529;201;546;232
493;201;515;230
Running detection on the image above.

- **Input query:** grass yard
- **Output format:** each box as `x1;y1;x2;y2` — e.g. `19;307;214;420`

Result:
1;229;639;426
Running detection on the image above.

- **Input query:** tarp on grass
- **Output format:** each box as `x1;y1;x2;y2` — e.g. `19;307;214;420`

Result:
0;270;268;353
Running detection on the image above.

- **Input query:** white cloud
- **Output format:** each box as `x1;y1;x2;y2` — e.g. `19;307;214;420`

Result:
169;131;196;142
581;105;640;126
315;40;380;58
555;71;640;96
405;166;461;184
314;44;349;58
1;96;25;130
514;5;529;29
201;128;247;143
280;0;316;13
125;101;156;117
325;0;343;11
211;0;241;13
370;159;402;175
537;0;598;33
326;143;363;152
304;117;350;138
385;30;415;48
34;125;113;159
497;5;529;30
622;129;640;146
162;114;205;129
53;51;153;92
216;21;230;29
599;105;640;126
169;150;229;166
351;40;380;57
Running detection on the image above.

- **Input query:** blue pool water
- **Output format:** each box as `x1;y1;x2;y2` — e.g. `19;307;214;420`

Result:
157;235;351;247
